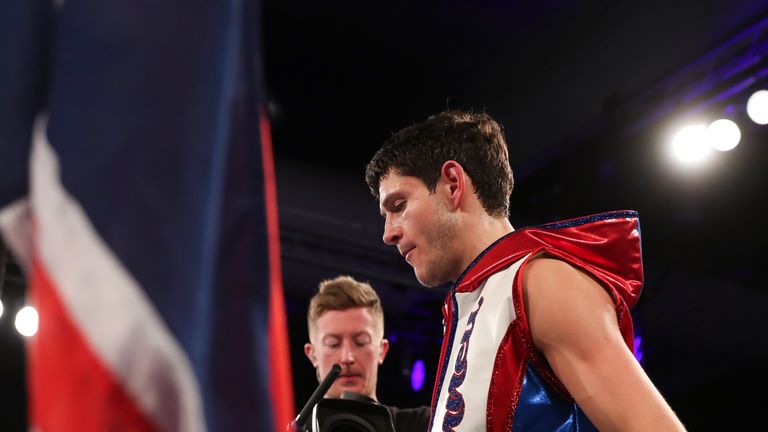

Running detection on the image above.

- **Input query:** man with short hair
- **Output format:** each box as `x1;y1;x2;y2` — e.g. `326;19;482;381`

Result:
304;275;430;431
366;110;687;431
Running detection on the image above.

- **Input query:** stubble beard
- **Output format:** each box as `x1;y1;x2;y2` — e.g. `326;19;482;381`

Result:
415;202;460;287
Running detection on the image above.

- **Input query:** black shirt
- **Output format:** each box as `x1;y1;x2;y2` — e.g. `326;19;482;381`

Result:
386;405;431;432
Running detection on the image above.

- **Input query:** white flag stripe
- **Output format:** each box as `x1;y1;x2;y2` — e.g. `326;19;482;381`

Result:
30;119;206;432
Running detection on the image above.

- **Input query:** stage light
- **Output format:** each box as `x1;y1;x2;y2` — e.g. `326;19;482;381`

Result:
747;90;768;125
410;359;425;392
708;119;741;151
15;306;38;337
0;299;3;319
671;124;711;164
634;336;644;364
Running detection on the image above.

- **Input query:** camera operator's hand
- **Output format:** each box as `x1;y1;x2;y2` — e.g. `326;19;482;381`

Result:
287;420;307;432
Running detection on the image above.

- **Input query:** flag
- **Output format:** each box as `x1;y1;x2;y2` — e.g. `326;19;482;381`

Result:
0;0;294;431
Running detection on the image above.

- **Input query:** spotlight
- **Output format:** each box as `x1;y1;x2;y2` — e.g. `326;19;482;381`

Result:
410;359;425;392
707;119;740;151
746;89;768;125
0;299;3;319
15;305;39;337
671;124;711;164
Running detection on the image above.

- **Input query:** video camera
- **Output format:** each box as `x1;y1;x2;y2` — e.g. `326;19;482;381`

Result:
291;364;396;432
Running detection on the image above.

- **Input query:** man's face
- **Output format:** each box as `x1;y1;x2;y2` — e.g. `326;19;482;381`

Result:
379;171;462;286
304;307;389;400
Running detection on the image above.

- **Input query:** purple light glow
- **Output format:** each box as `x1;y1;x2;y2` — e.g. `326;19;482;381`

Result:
633;336;644;364
410;359;425;391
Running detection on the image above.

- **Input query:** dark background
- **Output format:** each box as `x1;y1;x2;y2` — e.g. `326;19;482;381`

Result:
3;1;768;430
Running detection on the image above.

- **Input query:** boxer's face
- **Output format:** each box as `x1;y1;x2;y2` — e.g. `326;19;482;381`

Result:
305;307;389;400
379;171;462;287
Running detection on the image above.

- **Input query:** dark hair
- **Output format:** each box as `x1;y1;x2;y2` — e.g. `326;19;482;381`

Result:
365;110;514;218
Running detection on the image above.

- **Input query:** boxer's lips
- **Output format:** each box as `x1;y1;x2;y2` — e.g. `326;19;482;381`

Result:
400;246;415;264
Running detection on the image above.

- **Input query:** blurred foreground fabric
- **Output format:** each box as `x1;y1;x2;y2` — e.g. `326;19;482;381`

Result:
0;0;293;430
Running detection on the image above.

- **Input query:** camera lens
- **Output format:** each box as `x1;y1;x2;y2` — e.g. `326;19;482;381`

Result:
324;414;377;432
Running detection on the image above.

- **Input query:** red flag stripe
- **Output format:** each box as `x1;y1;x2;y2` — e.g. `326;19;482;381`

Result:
27;123;205;431
260;108;296;432
28;257;158;432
